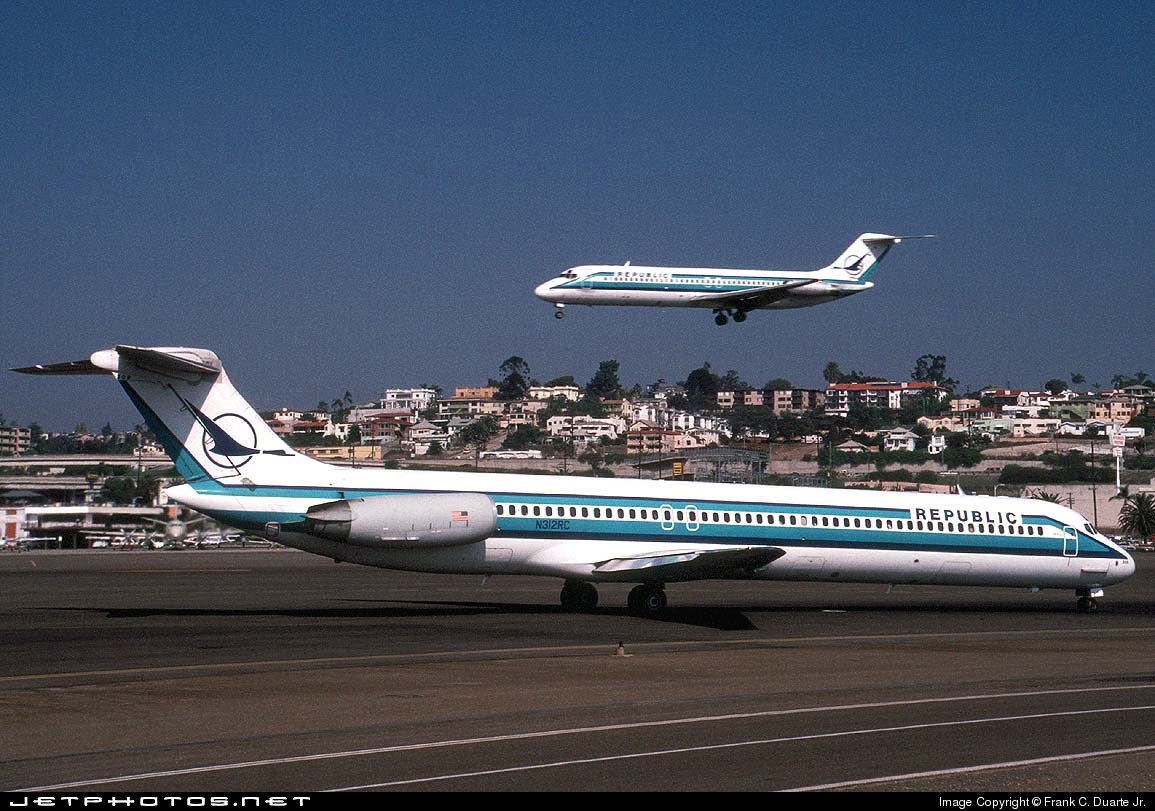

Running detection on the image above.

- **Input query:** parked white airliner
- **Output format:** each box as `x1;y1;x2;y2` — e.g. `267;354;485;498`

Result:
535;233;932;325
15;345;1132;613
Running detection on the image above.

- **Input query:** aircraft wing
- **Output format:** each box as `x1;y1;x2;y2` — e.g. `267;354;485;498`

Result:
688;279;818;308
592;546;785;582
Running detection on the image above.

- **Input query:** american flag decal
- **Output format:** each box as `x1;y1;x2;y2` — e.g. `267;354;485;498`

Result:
451;510;469;523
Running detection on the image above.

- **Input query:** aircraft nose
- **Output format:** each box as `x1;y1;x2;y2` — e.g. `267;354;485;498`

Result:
534;280;558;301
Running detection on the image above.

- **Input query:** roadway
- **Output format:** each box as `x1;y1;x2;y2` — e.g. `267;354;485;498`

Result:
2;549;1154;793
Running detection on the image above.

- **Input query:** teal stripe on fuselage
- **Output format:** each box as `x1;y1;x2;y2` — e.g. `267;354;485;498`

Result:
194;486;1121;560
559;274;868;293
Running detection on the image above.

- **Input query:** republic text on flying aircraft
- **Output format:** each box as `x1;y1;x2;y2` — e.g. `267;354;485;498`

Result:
535;232;933;325
15;345;1132;613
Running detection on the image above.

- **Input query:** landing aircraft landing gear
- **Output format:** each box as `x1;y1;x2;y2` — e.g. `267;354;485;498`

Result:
1076;587;1103;613
712;308;748;326
560;579;598;611
627;583;668;614
553;303;566;319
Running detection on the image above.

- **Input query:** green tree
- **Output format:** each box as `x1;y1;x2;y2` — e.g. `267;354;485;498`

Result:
496;357;531;401
1118;493;1155;539
456;416;499;447
1111;371;1152;389
1044;378;1067;395
683;363;721;410
764;378;793;391
719;370;749;392
586;360;622;400
912;354;958;392
1070;372;1086;386
823;362;844;384
503;425;543;450
1030;490;1064;503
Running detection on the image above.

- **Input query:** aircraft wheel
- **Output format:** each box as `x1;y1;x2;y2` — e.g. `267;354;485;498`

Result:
733;310;747;323
554;310;565;319
628;584;667;614
714;312;728;326
560;579;598;611
1076;596;1098;613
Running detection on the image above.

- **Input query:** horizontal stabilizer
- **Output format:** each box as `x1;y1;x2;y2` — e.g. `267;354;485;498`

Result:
11;359;106;375
593;546;785;582
13;346;222;380
862;234;936;244
114;346;222;378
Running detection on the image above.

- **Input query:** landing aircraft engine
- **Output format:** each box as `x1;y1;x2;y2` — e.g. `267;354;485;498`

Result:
303;493;496;548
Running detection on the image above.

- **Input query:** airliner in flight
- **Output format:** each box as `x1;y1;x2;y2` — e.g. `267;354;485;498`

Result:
15;345;1132;613
535;232;933;325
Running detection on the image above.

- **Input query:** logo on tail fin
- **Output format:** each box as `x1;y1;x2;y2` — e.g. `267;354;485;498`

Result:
169;387;290;469
200;412;260;469
840;254;869;279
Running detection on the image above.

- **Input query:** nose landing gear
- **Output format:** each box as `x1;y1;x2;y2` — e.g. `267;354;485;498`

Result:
553;303;565;319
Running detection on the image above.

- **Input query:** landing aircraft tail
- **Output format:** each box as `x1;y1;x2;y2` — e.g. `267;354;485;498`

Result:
14;346;326;490
821;233;934;282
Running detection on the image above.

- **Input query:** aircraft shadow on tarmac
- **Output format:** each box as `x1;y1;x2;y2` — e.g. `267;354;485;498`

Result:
51;594;1155;631
57;603;758;631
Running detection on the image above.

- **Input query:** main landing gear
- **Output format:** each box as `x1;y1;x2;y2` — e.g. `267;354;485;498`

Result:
560;579;598;610
712;307;747;326
1076;587;1103;613
627;583;668;614
558;580;669;614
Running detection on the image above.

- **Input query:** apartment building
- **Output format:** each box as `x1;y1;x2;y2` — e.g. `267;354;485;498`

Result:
0;425;31;455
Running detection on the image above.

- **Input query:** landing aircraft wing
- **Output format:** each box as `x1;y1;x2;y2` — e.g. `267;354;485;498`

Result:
687;279;819;309
593;545;785;582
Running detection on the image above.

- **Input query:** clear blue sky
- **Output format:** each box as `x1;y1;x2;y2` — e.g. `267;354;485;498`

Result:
3;1;1152;431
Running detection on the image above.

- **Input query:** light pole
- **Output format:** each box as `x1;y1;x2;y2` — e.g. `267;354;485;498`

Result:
1090;436;1098;525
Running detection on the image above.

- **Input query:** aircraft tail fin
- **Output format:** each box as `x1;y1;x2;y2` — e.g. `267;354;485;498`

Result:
821;233;934;282
14;346;326;490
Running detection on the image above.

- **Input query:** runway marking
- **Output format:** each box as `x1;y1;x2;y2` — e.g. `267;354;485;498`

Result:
327;706;1155;790
5;626;1155;684
13;688;1155;791
787;744;1155;791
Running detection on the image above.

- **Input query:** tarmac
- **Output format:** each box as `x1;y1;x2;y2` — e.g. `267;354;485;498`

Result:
2;548;1154;793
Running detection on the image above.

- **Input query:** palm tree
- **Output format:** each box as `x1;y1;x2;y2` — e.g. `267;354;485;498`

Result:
1118;493;1155;540
1030;489;1063;503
